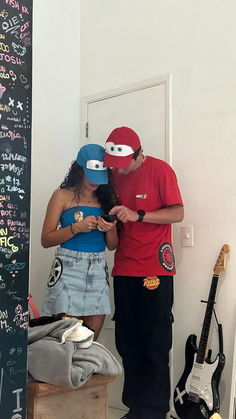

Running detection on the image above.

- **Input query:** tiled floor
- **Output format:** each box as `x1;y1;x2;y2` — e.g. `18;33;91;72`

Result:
109;407;128;418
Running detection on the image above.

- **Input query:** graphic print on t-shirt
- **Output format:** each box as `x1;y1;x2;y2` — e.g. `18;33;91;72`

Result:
158;242;175;272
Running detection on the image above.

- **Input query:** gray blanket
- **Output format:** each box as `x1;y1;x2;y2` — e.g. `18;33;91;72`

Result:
28;319;122;388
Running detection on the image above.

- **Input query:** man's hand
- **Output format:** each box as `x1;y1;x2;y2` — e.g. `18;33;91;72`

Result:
109;205;138;223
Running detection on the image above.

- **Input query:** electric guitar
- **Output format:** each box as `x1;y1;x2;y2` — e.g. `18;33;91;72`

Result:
174;244;230;419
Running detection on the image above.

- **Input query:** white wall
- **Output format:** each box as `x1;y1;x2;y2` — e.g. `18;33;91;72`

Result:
30;1;236;417
80;1;236;418
30;1;80;308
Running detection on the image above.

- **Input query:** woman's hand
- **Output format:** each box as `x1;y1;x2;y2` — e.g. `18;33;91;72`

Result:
97;216;117;232
73;216;98;233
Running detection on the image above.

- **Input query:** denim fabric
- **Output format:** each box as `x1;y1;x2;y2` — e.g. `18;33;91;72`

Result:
42;247;111;316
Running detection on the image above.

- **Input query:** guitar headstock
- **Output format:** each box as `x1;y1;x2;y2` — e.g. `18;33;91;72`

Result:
213;244;230;275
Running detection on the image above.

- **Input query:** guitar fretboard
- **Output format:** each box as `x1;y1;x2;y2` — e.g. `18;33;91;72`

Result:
196;274;219;364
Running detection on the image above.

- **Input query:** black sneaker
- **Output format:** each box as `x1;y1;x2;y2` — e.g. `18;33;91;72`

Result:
120;412;133;419
120;411;137;419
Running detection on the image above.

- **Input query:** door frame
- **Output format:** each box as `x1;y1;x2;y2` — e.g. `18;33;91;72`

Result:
80;74;172;164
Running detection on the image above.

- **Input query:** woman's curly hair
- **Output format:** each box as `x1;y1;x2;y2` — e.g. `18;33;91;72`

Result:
60;161;118;214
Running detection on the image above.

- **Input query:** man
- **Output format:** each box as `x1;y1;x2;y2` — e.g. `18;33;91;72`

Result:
104;126;184;419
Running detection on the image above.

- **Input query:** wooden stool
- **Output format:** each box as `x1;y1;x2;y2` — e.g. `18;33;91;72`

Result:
27;374;115;419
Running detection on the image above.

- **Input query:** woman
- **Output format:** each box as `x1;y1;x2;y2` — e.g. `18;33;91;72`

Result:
41;143;118;340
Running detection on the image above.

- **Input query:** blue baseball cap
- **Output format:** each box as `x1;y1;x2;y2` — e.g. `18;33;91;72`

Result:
76;144;108;185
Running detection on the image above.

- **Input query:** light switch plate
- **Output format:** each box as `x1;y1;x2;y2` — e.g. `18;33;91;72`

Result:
181;225;194;247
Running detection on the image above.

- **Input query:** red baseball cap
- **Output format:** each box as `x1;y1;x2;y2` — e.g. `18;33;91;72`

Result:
104;126;141;168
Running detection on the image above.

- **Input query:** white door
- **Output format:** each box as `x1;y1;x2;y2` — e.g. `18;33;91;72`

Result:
80;75;172;411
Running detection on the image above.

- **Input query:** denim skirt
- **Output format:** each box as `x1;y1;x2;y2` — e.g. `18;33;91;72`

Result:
42;247;111;316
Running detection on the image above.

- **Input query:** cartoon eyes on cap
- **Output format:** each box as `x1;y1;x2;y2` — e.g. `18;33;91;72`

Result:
86;160;107;171
105;142;134;156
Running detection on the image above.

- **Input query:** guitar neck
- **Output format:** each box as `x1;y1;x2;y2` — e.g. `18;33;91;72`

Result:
196;274;219;364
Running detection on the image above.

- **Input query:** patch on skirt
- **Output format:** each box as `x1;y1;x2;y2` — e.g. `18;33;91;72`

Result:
47;257;63;287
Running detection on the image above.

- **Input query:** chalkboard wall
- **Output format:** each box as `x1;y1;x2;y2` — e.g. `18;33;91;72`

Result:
0;1;32;418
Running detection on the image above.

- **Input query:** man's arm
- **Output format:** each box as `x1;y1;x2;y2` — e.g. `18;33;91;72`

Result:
109;204;184;224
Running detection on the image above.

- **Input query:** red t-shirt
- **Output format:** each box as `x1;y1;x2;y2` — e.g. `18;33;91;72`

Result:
112;156;183;277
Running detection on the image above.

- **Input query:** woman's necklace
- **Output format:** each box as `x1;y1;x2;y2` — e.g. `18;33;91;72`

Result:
80;193;94;204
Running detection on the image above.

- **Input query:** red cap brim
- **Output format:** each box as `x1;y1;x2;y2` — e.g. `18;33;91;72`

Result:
104;153;133;168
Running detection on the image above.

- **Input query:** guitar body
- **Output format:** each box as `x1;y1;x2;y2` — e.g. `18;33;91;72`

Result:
173;245;230;419
174;334;225;419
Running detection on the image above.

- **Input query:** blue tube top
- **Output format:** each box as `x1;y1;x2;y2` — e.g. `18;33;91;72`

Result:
60;206;105;252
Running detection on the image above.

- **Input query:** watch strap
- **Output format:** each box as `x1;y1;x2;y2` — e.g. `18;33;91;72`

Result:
137;210;145;222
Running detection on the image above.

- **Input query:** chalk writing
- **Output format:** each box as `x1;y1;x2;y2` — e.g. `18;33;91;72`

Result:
13;304;28;329
0;309;8;319
12;42;25;56
5;259;26;271
0;103;10;111
0;163;24;175
0;194;10;201
5;1;20;11
0;53;22;65
12;387;23;412
1;318;12;331
0;1;32;416
0;236;19;252
9;347;22;356
9;366;25;376
0;41;10;52
1;152;26;161
0;227;7;235
7;289;23;301
0;10;9;19
0;128;21;139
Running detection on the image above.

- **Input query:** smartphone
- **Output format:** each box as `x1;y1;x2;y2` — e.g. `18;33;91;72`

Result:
101;214;117;222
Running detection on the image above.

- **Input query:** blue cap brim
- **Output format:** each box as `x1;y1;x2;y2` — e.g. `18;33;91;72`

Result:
84;168;108;185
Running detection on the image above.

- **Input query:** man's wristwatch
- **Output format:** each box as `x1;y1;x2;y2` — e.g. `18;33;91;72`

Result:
137;210;145;222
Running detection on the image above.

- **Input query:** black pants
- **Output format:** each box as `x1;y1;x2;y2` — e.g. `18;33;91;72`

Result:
113;276;173;418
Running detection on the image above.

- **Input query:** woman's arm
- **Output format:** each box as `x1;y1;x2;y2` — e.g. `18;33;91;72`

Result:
41;190;98;248
97;217;119;251
105;225;119;250
41;189;74;248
